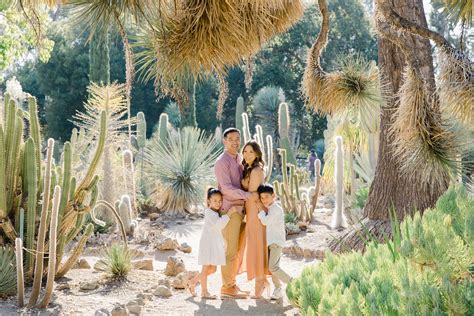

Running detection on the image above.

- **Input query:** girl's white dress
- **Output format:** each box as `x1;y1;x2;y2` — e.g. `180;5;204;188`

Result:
197;208;230;266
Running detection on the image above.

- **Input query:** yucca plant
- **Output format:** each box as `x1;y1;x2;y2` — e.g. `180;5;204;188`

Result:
95;244;132;279
0;246;16;297
144;127;220;217
164;101;181;128
252;86;285;145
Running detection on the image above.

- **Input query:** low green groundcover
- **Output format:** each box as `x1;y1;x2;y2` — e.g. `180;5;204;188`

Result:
287;185;473;315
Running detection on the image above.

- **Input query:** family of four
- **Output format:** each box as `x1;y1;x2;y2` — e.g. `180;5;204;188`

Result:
187;128;292;300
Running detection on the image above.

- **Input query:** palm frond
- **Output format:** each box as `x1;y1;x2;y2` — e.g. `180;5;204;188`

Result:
144;127;219;216
438;47;474;127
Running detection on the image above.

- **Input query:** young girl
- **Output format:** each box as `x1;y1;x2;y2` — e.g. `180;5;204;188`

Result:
187;188;236;299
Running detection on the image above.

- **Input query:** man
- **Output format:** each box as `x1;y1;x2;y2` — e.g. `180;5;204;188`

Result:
307;149;318;181
214;127;259;298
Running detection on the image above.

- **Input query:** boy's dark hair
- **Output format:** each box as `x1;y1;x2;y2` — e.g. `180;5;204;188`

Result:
257;183;274;195
207;187;222;199
223;127;240;138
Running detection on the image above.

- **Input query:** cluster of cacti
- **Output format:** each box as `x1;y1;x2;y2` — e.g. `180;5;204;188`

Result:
278;102;296;165
239;111;274;181
273;148;313;222
287;185;473;315
254;125;273;182
331;136;347;229
0;93;124;307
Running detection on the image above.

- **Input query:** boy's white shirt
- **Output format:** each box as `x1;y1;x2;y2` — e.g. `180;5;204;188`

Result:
257;201;286;247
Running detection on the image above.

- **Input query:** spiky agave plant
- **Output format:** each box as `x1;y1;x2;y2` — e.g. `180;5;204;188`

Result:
144;127;220;217
95;244;132;279
252;86;285;143
0;246;16;297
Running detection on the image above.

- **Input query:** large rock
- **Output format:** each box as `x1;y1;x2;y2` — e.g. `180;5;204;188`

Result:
132;259;153;271
111;305;129;316
79;281;99;292
126;299;144;315
153;285;172;298
78;258;92;269
156;238;179;251
164;256;185;277
94;309;110;316
178;242;192;253
171;271;199;289
148;213;160;221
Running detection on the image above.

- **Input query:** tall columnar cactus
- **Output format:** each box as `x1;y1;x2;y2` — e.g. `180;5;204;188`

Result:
118;194;134;236
28;138;54;308
265;135;273;182
235;96;244;135
15;238;24;307
158;113;169;144
122;150;137;217
24;138;37;277
136;111;146;196
242;112;251;144
311;159;322;213
40;185;61;308
278;102;296;165
332;136;347;229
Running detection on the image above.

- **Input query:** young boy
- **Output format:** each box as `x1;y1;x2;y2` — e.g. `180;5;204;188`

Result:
257;183;292;300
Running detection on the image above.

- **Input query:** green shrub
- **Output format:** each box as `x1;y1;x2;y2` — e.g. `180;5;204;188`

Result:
287;185;474;315
285;212;298;224
352;186;369;210
0;246;16;297
95;244;132;279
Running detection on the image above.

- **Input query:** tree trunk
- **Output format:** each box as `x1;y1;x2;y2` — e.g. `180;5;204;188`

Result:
365;0;445;219
89;32;110;85
180;77;197;128
330;0;448;252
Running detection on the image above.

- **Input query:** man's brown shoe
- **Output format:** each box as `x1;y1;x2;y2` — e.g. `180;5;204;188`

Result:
221;286;249;298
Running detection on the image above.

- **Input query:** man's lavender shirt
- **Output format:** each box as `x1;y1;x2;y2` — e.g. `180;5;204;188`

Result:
214;151;252;212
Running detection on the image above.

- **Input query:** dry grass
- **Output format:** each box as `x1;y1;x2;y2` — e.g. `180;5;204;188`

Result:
437;47;474;127
390;67;464;187
135;0;304;83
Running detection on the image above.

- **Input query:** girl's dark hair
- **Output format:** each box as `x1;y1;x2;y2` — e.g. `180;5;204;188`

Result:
242;141;265;179
207;187;222;200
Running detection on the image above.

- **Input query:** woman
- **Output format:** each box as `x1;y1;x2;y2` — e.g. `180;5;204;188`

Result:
239;140;270;298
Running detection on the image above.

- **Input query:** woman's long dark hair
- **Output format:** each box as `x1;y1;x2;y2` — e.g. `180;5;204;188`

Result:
242;141;265;179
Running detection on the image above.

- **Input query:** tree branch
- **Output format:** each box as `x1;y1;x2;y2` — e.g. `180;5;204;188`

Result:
308;0;330;72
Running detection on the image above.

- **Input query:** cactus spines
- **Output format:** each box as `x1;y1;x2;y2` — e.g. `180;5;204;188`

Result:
278;102;296;165
15;237;24;307
119;194;133;236
28;138;54;308
235;96;244;135
122;150;137;217
24;138;37;276
265;135;273;181
28;96;42;189
137;111;147;149
40;185;61;308
158;113;169;144
242;112;251;144
311;159;322;213
332;136;347;229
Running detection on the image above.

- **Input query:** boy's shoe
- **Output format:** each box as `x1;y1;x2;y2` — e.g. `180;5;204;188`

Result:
271;287;283;300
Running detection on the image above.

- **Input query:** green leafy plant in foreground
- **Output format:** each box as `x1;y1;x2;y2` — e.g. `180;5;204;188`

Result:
287;185;474;315
95;244;132;279
0;246;16;297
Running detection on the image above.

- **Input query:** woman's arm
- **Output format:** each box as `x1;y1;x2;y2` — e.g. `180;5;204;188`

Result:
247;167;264;193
